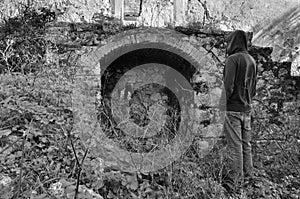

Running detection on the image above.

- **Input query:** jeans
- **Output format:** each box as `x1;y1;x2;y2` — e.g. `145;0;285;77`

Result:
223;111;253;186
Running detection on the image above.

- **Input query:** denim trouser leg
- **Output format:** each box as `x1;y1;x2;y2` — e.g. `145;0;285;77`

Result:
224;111;253;185
242;114;253;177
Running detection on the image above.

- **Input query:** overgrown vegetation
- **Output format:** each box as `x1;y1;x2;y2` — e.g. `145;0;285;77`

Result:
0;6;299;199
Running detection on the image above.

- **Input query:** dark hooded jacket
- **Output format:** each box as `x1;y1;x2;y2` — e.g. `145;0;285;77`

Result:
224;30;257;112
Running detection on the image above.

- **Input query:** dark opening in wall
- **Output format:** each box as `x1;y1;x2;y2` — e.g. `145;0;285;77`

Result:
99;47;198;153
101;48;197;98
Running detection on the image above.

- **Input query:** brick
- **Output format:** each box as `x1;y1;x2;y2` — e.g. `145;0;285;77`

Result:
190;49;204;63
78;55;97;67
182;43;195;55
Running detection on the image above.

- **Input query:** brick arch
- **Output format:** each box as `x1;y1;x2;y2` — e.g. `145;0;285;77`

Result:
77;28;211;77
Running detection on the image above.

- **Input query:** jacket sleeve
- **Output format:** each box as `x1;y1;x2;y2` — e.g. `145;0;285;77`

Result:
224;57;236;100
251;64;258;98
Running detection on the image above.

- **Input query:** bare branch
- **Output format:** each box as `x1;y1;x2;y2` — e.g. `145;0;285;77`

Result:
16;135;27;198
74;148;89;199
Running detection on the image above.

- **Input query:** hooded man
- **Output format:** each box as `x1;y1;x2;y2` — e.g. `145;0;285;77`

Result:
222;30;257;194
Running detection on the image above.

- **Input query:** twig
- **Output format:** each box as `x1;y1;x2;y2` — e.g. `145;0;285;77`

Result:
16;135;27;198
174;79;194;93
138;0;143;16
74;148;89;199
0;135;23;155
197;0;212;25
36;175;56;199
70;137;80;166
68;132;89;199
101;108;120;137
203;46;224;67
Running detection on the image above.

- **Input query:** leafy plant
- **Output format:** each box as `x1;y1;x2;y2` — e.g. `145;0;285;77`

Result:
0;6;55;73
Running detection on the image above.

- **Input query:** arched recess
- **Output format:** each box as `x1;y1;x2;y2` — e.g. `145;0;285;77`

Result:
73;28;224;172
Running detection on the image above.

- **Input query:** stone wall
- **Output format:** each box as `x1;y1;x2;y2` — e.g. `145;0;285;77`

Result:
65;27;225;172
2;0;297;28
1;0;299;70
45;22;299;172
45;22;300;103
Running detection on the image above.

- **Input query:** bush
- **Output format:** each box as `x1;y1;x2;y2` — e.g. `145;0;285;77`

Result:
0;6;55;73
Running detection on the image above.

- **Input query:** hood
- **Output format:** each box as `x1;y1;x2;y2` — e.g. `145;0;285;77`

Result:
226;30;248;56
